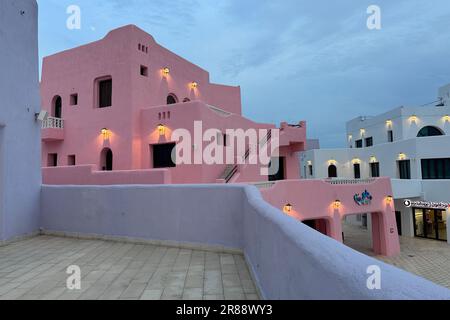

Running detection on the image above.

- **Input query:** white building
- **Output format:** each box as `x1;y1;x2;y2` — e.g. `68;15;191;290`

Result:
0;0;41;242
301;85;450;244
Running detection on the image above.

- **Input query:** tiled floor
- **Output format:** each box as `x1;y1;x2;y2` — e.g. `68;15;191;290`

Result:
0;236;259;300
343;224;450;289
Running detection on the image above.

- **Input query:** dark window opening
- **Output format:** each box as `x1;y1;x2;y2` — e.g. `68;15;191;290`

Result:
355;140;363;148
388;130;394;142
167;94;178;105
47;153;58;167
268;157;286;181
140;65;148;77
152;143;176;168
70;94;78;106
370;162;380;178
417;126;444;137
354;163;361;179
398;160;411;179
183;98;191;103
421;158;450;179
365;137;373;147
308;165;313;176
53;96;62;118
328;165;338;178
396;211;402;236
100;148;113;171
98;78;112;108
68;155;76;166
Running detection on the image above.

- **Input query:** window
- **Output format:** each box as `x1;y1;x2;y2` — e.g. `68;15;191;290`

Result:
70;94;78;106
365;137;373;147
47;153;58;167
398;160;411;179
417;126;444;137
308;165;313;176
355;140;363;148
328;165;338;178
68;155;76;166
100;148;113;171
388;130;394;142
97;78;112;108
167;94;178;105
421;158;450;179
140;65;148;77
152;143;176;168
353;163;361;179
52;96;62;118
370;162;380;178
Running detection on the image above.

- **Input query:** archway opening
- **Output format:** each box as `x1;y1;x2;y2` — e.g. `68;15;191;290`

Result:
167;94;178;105
52;95;62;118
303;219;330;236
328;164;337;178
100;148;113;171
417;126;444;137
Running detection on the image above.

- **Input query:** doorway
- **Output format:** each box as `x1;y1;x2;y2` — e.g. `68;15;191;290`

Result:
395;211;402;236
100;148;113;171
269;157;286;181
152;143;176;168
413;208;447;241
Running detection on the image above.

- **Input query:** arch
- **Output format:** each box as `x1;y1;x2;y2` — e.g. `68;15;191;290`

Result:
167;94;178;105
417;126;444;137
52;95;62;118
183;98;191;103
328;165;338;178
100;148;113;171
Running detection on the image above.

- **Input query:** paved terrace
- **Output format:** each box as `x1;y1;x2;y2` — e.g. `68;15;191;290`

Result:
343;224;450;289
0;236;259;300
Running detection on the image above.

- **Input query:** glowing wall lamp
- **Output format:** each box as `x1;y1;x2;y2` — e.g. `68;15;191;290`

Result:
360;128;366;136
190;81;198;89
101;128;111;139
386;195;393;204
328;159;337;166
370;156;377;163
409;115;418;123
348;135;353;141
283;203;293;214
386;119;393;127
157;124;166;136
352;158;361;165
333;200;341;210
398;153;407;161
162;67;170;76
443;115;450;123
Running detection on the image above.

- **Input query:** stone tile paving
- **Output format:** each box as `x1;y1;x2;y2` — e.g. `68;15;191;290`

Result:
343;224;450;289
0;236;259;300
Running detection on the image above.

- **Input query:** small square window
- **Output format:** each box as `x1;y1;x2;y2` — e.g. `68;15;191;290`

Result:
47;153;58;167
70;93;78;106
140;65;148;77
68;155;76;166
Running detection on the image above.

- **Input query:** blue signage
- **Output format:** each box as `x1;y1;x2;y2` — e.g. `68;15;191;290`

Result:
354;190;373;206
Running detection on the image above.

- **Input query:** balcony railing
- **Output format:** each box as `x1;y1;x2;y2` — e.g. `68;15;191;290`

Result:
42;117;64;129
324;178;376;185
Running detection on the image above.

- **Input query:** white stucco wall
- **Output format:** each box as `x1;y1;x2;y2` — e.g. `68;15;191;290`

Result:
0;0;41;241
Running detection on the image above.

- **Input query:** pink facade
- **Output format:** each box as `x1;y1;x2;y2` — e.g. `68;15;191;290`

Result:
40;25;400;256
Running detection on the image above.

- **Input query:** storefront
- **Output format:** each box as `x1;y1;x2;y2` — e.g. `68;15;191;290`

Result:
406;200;449;242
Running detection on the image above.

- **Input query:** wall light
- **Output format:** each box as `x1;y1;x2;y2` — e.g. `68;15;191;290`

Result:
190;81;198;89
307;160;312;166
398;153;407;161
101;128;111;139
386;120;393;127
157;124;166;136
283;203;293;214
409;115;418;123
162;67;170;76
334;200;341;209
328;159;337;166
360;128;366;136
386;196;393;204
348;135;353;141
352;158;361;165
370;156;377;163
443;115;450;123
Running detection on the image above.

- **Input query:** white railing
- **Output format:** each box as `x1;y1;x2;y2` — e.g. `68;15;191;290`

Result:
252;181;276;189
325;178;376;185
42;117;64;129
207;104;232;117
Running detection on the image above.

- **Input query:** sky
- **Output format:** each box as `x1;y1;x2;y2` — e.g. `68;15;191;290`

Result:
36;0;450;147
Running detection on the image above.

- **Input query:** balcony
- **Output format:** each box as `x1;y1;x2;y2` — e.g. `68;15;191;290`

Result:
42;117;64;141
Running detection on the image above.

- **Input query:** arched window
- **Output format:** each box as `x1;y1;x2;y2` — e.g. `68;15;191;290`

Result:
52;95;62;118
417;126;444;137
167;94;178;105
183;98;190;103
100;148;113;171
328;165;338;178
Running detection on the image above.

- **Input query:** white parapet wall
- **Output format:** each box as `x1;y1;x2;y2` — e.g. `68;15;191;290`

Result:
41;184;450;300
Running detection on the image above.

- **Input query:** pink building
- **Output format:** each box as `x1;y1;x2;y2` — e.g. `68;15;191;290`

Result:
41;25;400;256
